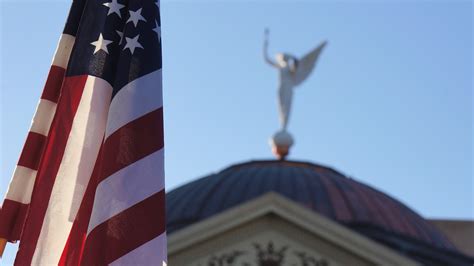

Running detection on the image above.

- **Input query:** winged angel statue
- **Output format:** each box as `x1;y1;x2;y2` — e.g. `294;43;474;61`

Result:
264;29;327;130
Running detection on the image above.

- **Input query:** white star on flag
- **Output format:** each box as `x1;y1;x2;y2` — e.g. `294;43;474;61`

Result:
127;8;147;27
153;20;161;41
102;0;125;18
124;34;143;54
90;33;113;54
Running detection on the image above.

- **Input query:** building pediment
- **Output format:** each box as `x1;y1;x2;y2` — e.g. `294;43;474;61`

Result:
168;192;419;266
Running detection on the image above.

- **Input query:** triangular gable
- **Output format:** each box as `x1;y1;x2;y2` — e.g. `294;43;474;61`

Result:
168;192;419;266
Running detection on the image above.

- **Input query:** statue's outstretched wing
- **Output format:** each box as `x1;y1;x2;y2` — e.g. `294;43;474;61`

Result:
292;41;327;87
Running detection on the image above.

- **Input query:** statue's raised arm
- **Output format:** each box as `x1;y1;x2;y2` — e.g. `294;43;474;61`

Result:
291;41;327;87
263;29;279;68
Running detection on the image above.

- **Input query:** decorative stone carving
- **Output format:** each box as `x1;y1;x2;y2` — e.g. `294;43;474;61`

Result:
254;241;288;266
203;241;329;266
205;251;246;266
294;251;329;266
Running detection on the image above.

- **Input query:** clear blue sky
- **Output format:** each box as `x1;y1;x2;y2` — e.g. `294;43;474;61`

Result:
0;0;472;263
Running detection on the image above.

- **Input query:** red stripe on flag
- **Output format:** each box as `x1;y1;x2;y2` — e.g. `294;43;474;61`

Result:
0;200;29;242
17;132;47;170
41;66;66;103
15;75;88;266
80;190;166;265
100;108;164;182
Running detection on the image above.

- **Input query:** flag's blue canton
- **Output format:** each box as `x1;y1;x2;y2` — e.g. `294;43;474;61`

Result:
66;0;162;98
63;0;86;36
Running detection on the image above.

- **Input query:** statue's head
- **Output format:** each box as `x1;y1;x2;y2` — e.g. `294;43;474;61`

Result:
275;53;289;66
276;53;297;69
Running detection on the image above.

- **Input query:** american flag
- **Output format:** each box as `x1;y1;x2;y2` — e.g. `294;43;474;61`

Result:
0;0;166;264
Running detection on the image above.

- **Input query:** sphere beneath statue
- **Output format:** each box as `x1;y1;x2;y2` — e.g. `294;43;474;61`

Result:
269;130;294;160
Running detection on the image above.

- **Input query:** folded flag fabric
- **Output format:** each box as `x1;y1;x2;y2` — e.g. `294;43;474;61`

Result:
0;0;166;264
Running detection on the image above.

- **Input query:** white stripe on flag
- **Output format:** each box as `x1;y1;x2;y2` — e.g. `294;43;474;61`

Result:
30;99;57;136
105;69;162;139
5;166;37;204
109;233;167;266
31;76;112;265
52;34;75;68
87;149;165;234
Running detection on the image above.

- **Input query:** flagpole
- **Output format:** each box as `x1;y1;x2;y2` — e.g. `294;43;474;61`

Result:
0;238;6;257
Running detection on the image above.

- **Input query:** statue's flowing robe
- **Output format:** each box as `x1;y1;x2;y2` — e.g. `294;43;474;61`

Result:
278;66;294;130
